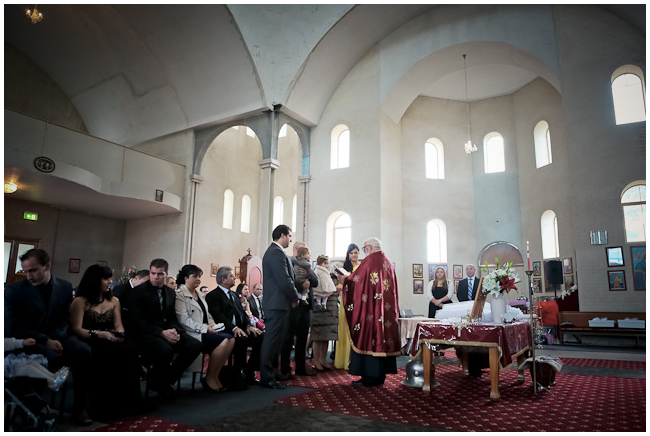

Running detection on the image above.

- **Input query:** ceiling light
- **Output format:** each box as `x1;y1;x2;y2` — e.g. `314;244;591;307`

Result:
462;54;478;155
4;181;18;194
26;5;43;24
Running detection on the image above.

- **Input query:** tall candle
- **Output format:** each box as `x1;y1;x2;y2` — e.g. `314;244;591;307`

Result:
526;241;530;270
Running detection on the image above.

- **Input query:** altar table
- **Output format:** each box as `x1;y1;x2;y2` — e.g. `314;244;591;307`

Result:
409;321;532;402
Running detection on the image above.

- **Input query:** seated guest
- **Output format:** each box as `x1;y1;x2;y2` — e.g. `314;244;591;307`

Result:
70;264;147;420
248;284;264;322
112;269;149;332
235;283;254;319
174;265;235;393
426;267;455;318
5;248;93;426
206;267;263;386
129;258;202;398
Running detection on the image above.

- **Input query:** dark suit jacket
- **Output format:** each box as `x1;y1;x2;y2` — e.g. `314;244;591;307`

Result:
205;286;249;333
5;277;73;344
248;295;264;319
457;277;479;302
129;281;182;339
112;282;132;306
262;243;300;312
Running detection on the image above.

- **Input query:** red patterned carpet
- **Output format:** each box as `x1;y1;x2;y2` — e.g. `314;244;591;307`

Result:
560;357;645;370
276;366;646;432
91;416;198;432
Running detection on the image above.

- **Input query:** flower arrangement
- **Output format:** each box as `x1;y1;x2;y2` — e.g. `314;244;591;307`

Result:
481;258;519;298
118;265;138;285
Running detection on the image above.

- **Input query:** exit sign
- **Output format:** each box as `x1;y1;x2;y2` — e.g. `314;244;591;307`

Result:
24;212;38;221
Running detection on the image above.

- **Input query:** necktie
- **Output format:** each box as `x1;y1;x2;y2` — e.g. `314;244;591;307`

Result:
229;292;239;325
157;289;164;311
257;296;264;318
468;279;473;300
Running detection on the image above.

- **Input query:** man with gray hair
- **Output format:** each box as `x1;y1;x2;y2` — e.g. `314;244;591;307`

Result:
456;264;478;301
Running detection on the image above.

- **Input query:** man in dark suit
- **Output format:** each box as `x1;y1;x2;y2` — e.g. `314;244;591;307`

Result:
248;283;264;321
5;249;93;425
259;225;308;389
112;269;149;332
206;266;263;386
456;264;479;302
129;258;202;397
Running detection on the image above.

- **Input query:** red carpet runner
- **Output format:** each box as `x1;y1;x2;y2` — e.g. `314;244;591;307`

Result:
277;366;646;431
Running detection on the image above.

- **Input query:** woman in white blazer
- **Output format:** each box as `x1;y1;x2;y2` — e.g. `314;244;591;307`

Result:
175;264;235;393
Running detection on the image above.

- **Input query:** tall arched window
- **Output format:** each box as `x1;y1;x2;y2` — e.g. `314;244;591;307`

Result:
291;195;297;233
534;120;552;168
541;210;560;259
484;132;505;173
621;181;646;243
240;195;251;233
611;65;646;125
273;196;284;230
279;123;288;138
427;219;447;263
425;138;445;179
330;124;350;169
222;189;234;229
325;211;351;258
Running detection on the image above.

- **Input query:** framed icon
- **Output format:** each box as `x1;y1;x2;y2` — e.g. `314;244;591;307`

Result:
412;264;423;279
532;278;542;293
607;270;626;291
532;261;541;276
630;246;646;290
211;263;219;277
605;247;624;267
563;257;573;274
413;279;424;294
155;189;164;202
452;264;463;280
69;258;81;273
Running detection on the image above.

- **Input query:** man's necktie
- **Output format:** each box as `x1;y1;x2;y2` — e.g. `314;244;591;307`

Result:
468;279;473;300
257;296;264;318
157;288;164;311
229;292;240;325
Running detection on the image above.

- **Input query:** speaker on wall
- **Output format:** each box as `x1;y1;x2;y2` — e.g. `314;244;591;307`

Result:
545;260;563;285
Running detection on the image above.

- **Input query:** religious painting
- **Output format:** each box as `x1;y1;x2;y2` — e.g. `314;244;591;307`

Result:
412;264;423;278
210;263;219;277
235;266;241;277
413;279;424;294
69;258;80;273
452;264;463;280
605;247;624;267
155;189;164;203
607;270;626;291
428;264;447;281
532;261;541;276
532;278;542;293
563;258;573;274
630;246;646;290
564;275;575;288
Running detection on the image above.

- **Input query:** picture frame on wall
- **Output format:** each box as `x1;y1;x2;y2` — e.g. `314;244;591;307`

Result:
211;263;219;277
607;270;626;291
428;264;447;281
564;275;575;288
630;246;646;290
69;258;80;274
452;264;463;280
563;258;573;274
412;264;423;279
97;260;107;267
454;280;460;291
532;261;541;276
606;247;624;267
413;279;424;294
532;278;542;293
235;266;241;277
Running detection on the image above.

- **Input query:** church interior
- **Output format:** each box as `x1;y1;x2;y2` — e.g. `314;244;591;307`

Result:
4;4;646;432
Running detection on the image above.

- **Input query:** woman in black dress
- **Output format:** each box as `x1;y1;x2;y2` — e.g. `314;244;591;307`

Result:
426;266;455;318
70;264;145;421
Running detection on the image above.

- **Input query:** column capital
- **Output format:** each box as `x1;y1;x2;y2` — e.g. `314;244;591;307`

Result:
298;174;312;183
190;174;204;184
258;158;280;170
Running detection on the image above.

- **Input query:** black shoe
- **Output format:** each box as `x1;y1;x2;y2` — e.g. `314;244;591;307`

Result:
73;408;92;426
260;381;286;389
276;373;295;381
154;384;176;399
247;377;261;385
295;368;317;376
350;380;364;387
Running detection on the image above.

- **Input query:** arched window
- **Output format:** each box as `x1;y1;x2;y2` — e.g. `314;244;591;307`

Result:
246;126;256;137
621;181;646;243
291;195;297;233
240;195;251;233
427;219;447;263
326;211;351;258
330;124;350;169
484;132;505;173
425;138;445;179
273;196;284;230
222;189;234;229
611;65;646;125
279;123;288;138
534;120;552;168
541;210;560;259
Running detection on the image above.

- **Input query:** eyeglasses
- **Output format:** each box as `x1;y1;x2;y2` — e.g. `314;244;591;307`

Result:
362;245;372;252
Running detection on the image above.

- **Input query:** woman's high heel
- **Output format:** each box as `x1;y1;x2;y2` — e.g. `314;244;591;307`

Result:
201;378;225;393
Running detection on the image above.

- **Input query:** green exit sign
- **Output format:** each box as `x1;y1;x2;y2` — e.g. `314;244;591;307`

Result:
23;212;38;221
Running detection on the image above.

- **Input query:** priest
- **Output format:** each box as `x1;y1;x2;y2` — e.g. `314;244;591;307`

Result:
339;237;401;386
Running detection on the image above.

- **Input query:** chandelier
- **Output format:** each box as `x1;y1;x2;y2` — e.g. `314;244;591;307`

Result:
462;54;477;155
4;181;17;194
26;5;43;24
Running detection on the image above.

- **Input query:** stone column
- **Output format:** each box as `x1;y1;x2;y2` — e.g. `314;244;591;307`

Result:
297;174;311;243
184;173;203;264
258;158;280;249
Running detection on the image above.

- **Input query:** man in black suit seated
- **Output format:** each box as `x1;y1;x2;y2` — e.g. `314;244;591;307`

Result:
129;258;201;398
456;264;479;302
206;266;263;386
248;283;264;321
112;269;149;332
5;249;94;426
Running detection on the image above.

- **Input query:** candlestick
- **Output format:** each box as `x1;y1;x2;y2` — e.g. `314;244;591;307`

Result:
526;241;530;270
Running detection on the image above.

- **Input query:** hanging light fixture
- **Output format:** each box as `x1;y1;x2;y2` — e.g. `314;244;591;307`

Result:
26;5;43;24
4;181;18;194
462;54;477;155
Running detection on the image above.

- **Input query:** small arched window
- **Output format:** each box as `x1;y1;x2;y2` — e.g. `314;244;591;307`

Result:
331;124;350;169
427;219;447;263
241;195;251;233
273;196;284;230
541;210;560;259
222;189;234;229
534;121;552;168
484;132;505;173
425;138;445;179
611;65;646;125
621;182;646;243
325;211;352;258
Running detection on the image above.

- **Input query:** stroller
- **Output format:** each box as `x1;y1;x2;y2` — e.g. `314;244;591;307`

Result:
4;377;60;431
